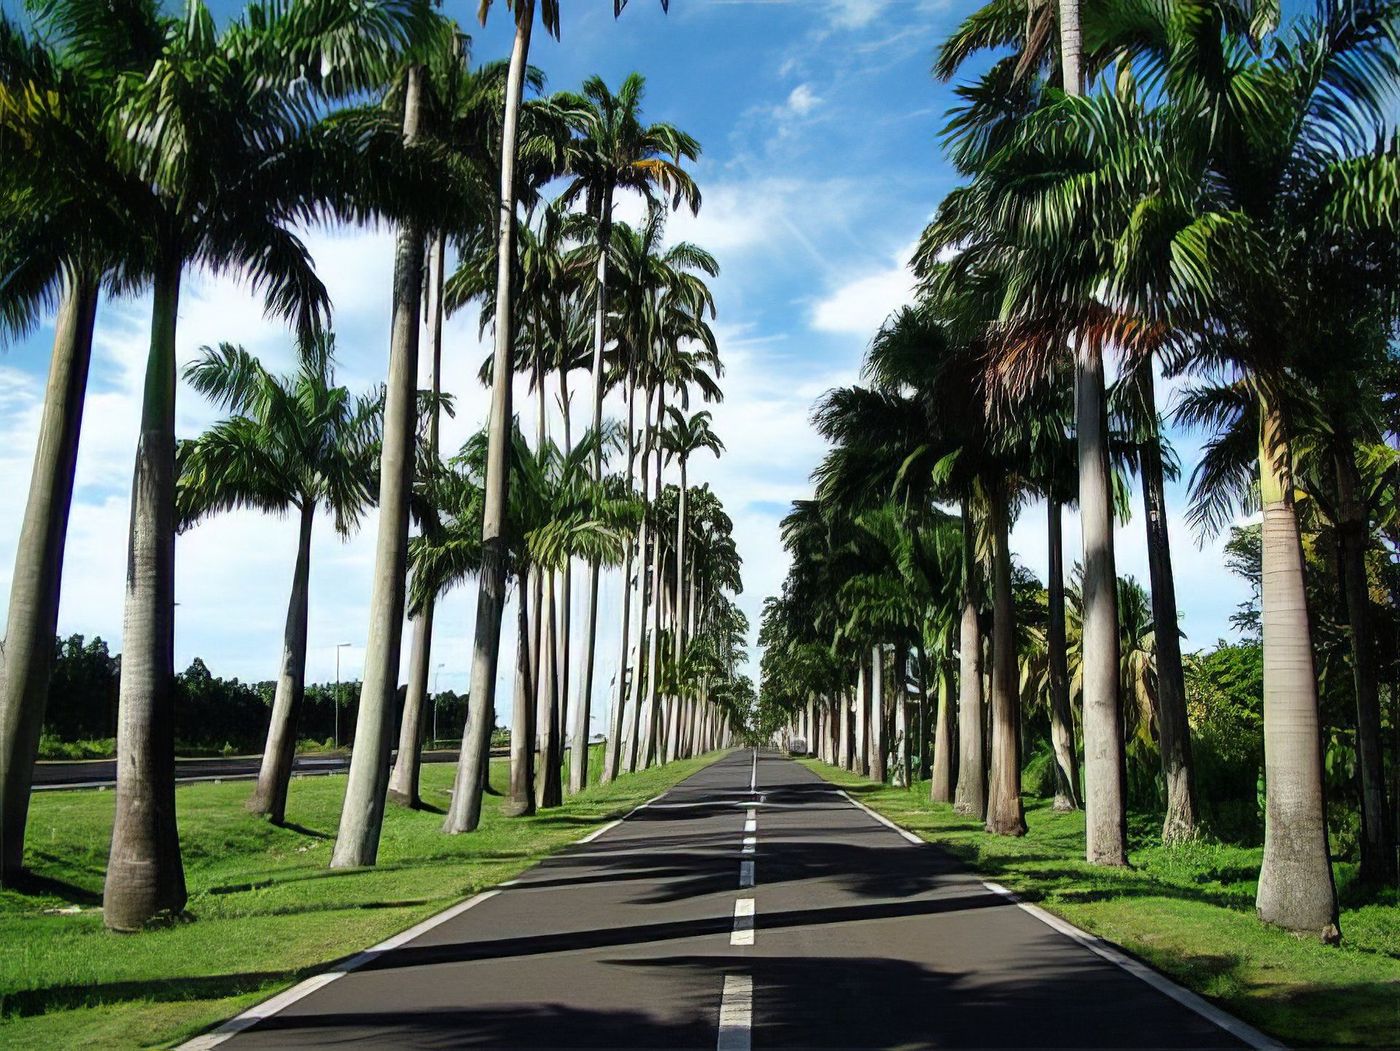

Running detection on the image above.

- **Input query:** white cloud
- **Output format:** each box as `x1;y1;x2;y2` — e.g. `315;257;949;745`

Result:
809;241;917;335
784;82;821;117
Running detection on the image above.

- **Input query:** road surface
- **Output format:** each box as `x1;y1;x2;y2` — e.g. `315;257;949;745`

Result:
32;749;496;790
191;750;1260;1049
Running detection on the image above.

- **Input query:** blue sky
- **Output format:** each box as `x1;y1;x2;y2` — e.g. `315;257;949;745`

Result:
0;0;1250;731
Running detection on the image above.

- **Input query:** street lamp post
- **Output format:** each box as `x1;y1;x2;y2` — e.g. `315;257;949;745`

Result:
335;642;351;751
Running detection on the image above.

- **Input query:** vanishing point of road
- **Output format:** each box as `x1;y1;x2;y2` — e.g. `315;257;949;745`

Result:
186;750;1274;1050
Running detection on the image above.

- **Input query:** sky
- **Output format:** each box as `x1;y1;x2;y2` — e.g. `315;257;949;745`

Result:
0;0;1252;734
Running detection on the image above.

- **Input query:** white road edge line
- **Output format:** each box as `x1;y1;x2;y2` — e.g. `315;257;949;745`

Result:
739;860;755;888
837;789;923;844
179;785;679;1049
178;890;500;1049
979;882;1285;1051
731;897;756;946
833;787;1284;1051
716;973;753;1051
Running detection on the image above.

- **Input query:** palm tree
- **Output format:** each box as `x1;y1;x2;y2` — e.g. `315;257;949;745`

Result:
101;0;424;928
661;408;723;761
556;71;701;790
1115;363;1198;841
331;56;432;870
0;5;158;885
451;0;679;836
178;338;380;825
412;425;638;817
931;0;1129;866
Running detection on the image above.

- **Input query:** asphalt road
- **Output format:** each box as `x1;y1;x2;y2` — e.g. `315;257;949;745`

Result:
32;749;491;790
193;750;1258;1050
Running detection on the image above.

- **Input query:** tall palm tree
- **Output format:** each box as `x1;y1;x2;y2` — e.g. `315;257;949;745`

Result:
101;0;425;928
0;5;160;885
332;55;431;869
556;71;701;790
412;425;638;817
450;0;677;835
178;338;380;824
661;408;723;761
1116;363;1198;841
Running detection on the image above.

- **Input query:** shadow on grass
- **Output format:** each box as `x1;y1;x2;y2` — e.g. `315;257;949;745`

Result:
0;969;299;1018
9;871;103;907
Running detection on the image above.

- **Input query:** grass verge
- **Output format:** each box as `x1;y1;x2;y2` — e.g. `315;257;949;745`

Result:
2;744;723;1049
802;758;1399;1050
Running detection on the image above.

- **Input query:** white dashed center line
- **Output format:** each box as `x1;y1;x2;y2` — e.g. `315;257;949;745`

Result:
717;973;753;1051
741;835;756;854
731;898;756;946
739;860;755;888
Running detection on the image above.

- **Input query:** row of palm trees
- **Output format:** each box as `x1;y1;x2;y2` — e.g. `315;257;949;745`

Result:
759;0;1396;945
0;0;748;932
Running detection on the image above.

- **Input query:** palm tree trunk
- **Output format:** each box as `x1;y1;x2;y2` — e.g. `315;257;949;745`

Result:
931;656;955;803
625;389;655;773
1075;338;1128;865
855;656;869;776
536;569;563;807
1047;498;1079;810
986;487;1026;836
389;231;446;811
1057;0;1081;93
915;640;930;781
840;685;853;769
0;274;98;884
555;369;572;784
603;374;638;783
446;8;533;836
894;646;910;788
572;194;614;794
249;499;316;823
333;68;425;863
953;499;987;818
1334;443;1394;884
1137;374;1197;843
1255;396;1340;940
104;256;187;930
639;396;666;769
870;646;887;782
504;569;536;816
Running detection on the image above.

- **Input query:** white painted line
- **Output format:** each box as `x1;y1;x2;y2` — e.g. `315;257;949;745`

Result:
743;818;757;833
716;973;753;1051
182;781;681;1048
749;748;758;794
739;860;755;888
825;777;1282;1051
576;819;622;844
741;835;756;855
178;890;500;1049
837;789;923;844
730;897;756;946
979;883;1285;1050
746;807;756;820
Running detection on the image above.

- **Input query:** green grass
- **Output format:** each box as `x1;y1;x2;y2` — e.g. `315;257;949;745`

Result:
1;744;723;1049
802;758;1399;1049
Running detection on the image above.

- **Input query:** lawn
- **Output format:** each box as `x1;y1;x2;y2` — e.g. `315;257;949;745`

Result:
803;758;1400;1049
1;745;724;1049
